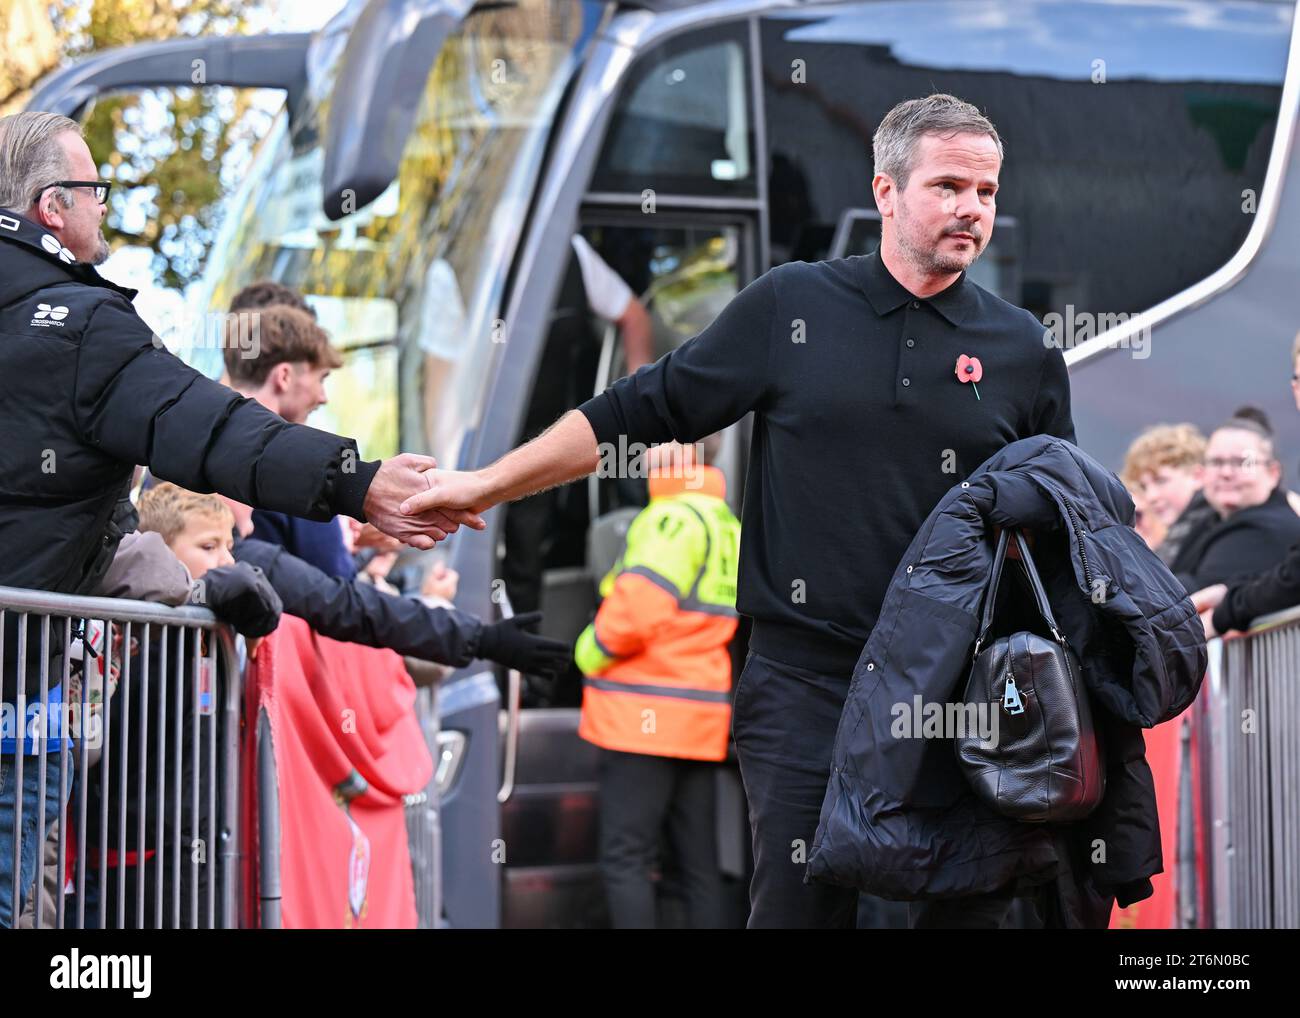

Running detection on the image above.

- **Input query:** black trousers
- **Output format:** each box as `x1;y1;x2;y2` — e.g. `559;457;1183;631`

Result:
730;651;860;928
732;651;1043;929
597;748;723;929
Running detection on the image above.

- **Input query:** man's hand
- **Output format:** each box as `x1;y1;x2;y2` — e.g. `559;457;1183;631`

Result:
1192;586;1239;640
398;411;601;519
365;454;487;549
398;467;494;518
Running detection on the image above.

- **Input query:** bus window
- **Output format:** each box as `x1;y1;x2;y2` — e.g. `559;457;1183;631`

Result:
590;20;755;198
760;0;1287;324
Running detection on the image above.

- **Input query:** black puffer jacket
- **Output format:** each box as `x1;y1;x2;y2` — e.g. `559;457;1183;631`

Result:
806;436;1207;925
1169;485;1300;594
233;538;485;665
0;212;378;590
0;209;379;697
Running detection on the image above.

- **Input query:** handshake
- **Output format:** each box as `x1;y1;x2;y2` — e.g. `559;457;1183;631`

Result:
364;409;597;548
363;454;494;549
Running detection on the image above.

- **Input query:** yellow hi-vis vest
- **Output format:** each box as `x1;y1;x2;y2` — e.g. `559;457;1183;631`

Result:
574;466;740;761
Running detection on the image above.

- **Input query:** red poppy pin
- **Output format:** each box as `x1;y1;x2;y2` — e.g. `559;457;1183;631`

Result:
955;354;983;401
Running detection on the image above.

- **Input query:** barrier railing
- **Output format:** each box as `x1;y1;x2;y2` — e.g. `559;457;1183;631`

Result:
2;584;448;930
1194;605;1300;929
0;585;239;929
408;685;442;930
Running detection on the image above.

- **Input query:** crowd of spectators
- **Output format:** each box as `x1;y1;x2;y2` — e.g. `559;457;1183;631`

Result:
1122;332;1300;638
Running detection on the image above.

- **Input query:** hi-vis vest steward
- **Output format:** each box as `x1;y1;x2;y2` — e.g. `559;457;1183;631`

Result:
575;466;740;761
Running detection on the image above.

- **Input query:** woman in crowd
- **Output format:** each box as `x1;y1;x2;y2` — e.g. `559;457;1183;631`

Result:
1170;407;1300;594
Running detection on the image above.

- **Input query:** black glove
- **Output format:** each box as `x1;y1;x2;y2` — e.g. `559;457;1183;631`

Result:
476;612;571;679
193;562;283;637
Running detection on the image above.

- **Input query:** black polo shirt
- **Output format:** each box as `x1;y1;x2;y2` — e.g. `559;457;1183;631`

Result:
579;250;1076;677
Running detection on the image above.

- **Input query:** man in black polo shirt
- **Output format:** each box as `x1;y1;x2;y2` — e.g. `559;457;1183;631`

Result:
402;94;1076;928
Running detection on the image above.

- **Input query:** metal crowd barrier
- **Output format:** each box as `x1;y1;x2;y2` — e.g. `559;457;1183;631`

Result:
1195;605;1300;929
407;685;443;930
0;585;240;929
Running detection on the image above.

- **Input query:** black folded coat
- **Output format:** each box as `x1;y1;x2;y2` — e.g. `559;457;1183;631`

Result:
806;436;1207;925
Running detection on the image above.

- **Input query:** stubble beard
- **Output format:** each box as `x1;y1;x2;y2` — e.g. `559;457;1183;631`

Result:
895;194;983;276
91;230;110;265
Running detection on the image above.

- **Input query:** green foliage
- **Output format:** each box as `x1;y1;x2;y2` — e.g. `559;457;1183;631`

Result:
6;1;271;288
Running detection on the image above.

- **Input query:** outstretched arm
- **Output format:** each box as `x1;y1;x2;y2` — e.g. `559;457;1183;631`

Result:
400;268;781;519
400;410;601;517
76;296;482;549
235;538;568;675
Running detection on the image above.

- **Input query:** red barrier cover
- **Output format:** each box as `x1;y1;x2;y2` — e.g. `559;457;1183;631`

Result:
246;616;433;928
1109;717;1182;929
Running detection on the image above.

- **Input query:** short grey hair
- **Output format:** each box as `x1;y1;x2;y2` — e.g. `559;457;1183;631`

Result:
873;94;1003;190
0;111;83;213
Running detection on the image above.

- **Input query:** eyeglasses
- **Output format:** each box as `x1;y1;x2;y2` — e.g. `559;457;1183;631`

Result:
33;180;112;205
1204;455;1272;471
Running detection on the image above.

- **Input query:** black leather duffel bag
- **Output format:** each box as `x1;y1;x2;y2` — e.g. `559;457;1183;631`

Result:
955;528;1105;823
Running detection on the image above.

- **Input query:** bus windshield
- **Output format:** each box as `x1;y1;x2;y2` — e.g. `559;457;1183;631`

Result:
182;0;599;465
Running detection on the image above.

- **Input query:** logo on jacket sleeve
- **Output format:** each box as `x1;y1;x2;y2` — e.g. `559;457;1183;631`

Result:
31;302;70;328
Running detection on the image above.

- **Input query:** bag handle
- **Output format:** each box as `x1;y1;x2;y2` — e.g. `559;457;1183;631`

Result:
973;527;1065;656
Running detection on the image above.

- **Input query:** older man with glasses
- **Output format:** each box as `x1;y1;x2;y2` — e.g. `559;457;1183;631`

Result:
0;110;486;926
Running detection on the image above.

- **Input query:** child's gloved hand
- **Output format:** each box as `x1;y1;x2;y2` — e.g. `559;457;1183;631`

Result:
193;562;283;637
476;612;570;679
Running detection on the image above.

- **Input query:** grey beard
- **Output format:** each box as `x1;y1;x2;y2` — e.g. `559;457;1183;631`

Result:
927;248;979;273
91;233;110;265
900;231;982;276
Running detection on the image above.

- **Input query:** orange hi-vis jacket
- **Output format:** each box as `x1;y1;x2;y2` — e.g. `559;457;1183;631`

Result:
574;466;741;761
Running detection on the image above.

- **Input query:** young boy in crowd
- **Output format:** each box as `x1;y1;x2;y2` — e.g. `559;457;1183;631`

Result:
68;483;565;927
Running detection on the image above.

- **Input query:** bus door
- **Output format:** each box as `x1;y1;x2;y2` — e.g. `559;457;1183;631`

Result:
496;13;763;929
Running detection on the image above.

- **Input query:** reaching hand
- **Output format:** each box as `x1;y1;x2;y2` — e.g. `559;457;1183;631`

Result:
421;560;460;603
1200;610;1218;640
476;612;571;679
364;454;487;550
353;521;403;553
398;467;494;519
1190;583;1227;615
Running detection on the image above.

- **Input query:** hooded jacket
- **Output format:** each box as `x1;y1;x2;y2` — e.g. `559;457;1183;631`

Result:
0;212;378;594
805;435;1207;925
